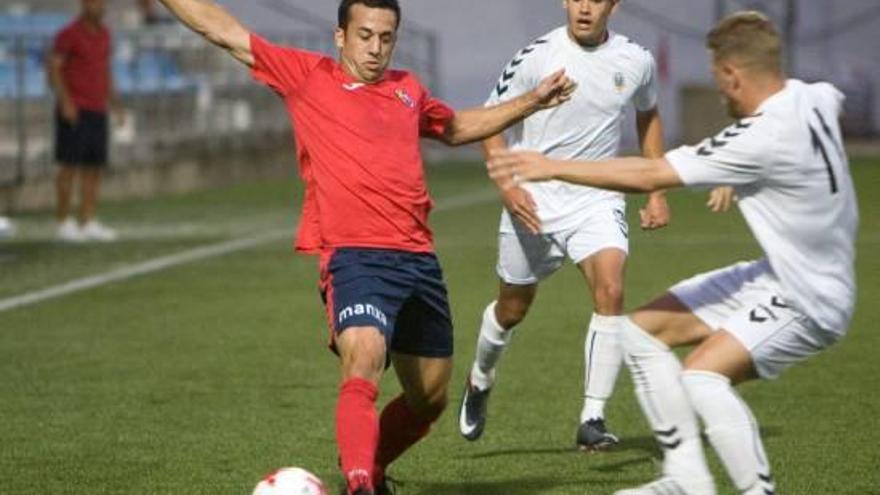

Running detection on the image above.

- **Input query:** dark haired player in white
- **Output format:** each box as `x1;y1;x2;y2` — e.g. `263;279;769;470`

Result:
460;0;670;450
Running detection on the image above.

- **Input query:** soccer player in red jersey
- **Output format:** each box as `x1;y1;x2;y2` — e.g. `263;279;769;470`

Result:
158;1;577;493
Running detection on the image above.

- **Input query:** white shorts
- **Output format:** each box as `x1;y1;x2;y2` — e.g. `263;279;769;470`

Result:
496;204;629;285
670;259;840;380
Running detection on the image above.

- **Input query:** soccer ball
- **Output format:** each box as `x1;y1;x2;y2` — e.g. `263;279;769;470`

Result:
252;467;328;495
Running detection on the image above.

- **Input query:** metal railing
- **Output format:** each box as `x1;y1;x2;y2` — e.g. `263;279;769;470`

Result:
0;21;441;188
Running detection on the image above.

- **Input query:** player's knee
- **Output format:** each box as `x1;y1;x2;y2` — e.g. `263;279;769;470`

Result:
338;327;387;381
405;389;448;422
594;281;624;313
494;299;529;329
57;168;76;183
342;357;385;383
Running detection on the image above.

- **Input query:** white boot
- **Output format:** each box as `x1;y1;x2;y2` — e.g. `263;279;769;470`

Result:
0;216;15;239
81;219;118;242
56;218;85;243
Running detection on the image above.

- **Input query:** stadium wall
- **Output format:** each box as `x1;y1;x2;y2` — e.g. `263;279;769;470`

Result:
0;147;293;212
230;0;880;147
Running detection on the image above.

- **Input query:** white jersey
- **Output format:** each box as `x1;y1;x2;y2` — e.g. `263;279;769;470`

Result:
487;27;658;233
666;80;859;334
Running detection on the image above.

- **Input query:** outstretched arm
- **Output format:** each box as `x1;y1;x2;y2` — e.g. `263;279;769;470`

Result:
439;69;577;146
488;151;683;194
637;107;670;229
159;0;253;66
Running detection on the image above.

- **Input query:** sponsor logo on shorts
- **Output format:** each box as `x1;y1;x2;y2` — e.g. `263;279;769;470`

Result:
338;303;388;327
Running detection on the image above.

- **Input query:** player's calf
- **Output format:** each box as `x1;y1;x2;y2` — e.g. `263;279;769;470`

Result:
579;313;625;451
682;370;775;495
336;328;387;495
460;301;512;441
375;393;444;481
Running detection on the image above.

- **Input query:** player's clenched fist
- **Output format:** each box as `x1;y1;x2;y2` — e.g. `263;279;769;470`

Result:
534;69;578;109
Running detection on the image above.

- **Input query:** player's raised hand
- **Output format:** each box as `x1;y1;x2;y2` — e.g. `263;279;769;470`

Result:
707;186;736;213
489;150;556;185
501;186;541;234
534;69;578;109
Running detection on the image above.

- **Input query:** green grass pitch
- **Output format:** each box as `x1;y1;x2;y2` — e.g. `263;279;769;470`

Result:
1;157;878;494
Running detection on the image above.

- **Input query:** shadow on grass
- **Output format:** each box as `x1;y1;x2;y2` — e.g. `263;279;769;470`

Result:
468;434;659;461
461;425;783;475
408;475;645;495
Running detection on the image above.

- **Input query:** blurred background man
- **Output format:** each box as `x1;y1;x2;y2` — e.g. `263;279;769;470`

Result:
47;0;122;242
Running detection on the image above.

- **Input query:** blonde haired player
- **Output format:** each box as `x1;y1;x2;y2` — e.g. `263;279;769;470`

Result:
459;0;669;450
490;11;858;495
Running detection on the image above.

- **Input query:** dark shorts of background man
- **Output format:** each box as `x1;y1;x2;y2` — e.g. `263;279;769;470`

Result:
55;109;109;166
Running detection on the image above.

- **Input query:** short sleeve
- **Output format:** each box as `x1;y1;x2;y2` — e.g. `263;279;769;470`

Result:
633;52;658;112
666;116;774;187
484;40;546;107
53;27;73;56
813;82;846;116
250;34;324;96
419;91;455;138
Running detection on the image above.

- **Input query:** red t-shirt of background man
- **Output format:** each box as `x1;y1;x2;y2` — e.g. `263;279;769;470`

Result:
53;18;111;112
250;35;455;255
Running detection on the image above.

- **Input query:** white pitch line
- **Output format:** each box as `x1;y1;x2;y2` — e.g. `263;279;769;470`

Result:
0;189;497;314
0;229;290;313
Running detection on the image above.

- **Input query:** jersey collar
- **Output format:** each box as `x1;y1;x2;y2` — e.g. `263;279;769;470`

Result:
334;59;387;87
564;28;616;54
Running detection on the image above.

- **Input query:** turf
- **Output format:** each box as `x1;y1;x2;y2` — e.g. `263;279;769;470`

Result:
0;158;878;494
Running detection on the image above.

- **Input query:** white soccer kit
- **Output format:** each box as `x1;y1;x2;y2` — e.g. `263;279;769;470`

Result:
666;79;859;378
486;27;658;284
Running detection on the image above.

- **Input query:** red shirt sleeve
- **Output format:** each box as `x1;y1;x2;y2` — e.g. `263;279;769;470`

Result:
250;34;324;96
53;26;74;56
419;90;455;138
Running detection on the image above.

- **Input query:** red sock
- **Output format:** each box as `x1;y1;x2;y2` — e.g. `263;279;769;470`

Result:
337;378;379;493
374;394;436;484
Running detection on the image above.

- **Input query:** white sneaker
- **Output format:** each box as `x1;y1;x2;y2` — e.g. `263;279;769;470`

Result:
81;219;118;242
0;216;15;239
615;476;716;495
57;218;86;243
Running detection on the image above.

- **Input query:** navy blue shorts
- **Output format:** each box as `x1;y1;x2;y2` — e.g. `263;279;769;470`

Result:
55;109;108;167
319;248;454;358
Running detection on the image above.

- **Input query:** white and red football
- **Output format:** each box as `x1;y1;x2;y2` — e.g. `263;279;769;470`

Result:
252;467;328;495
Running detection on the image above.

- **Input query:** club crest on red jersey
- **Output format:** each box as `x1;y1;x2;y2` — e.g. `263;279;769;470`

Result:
395;88;416;108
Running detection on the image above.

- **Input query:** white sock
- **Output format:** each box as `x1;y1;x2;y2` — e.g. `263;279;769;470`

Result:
682;370;775;495
580;314;624;423
620;318;715;488
470;301;514;391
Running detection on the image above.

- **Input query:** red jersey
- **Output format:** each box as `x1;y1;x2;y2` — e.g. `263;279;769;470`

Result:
53;18;111;112
250;35;455;255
